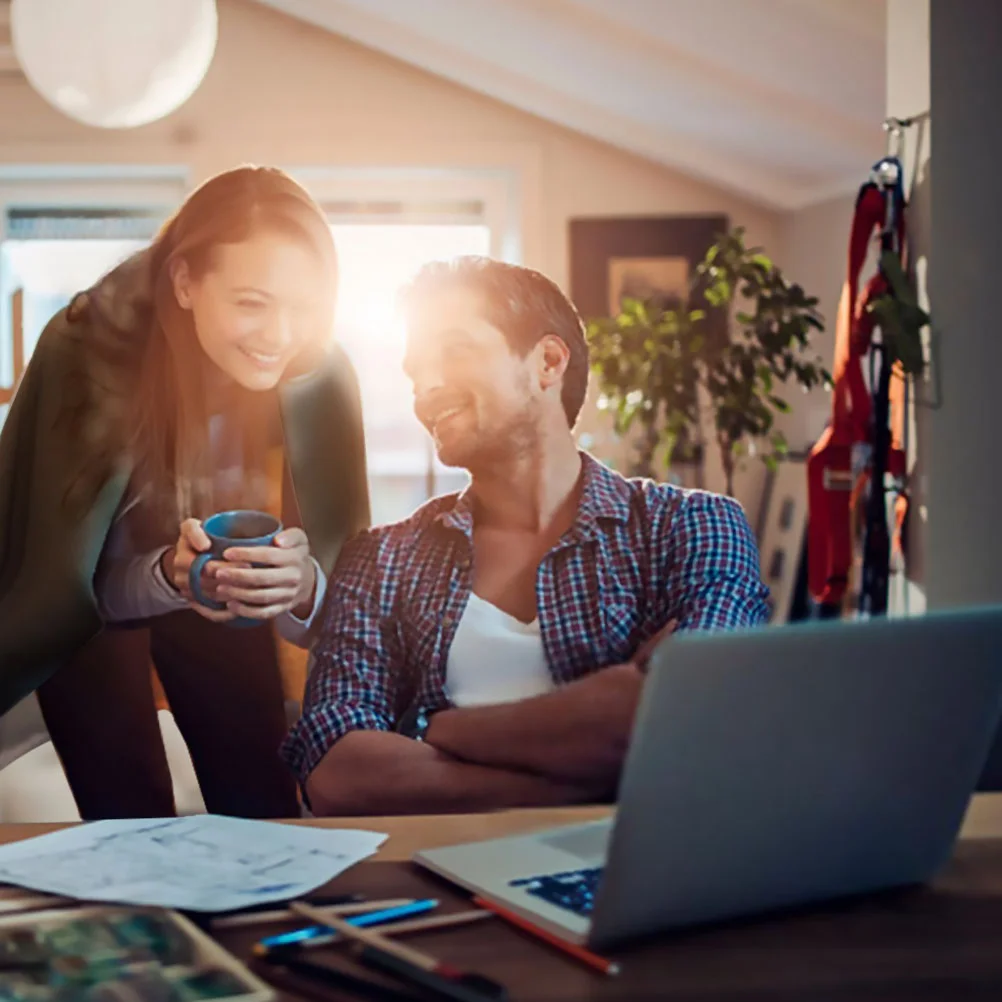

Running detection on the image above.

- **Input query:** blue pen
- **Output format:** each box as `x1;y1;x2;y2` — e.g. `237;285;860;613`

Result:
259;898;439;950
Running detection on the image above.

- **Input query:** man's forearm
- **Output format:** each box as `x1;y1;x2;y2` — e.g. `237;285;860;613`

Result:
304;730;610;817
426;663;643;786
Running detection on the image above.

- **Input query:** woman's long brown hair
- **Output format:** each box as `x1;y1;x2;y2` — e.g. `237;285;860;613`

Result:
70;166;337;528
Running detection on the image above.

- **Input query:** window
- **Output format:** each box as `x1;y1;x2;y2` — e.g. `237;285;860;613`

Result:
330;220;490;523
1;168;521;525
300;168;519;524
0;169;185;425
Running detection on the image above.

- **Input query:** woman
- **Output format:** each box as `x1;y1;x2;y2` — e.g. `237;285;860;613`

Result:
0;166;369;819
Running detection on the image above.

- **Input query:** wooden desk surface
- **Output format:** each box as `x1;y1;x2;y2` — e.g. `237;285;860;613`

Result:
3;803;1002;1001
0;806;611;862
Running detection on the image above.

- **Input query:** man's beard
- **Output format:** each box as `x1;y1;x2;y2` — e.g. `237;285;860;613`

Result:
454;407;539;476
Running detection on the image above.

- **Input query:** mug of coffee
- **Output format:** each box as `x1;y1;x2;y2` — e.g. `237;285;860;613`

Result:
188;509;282;628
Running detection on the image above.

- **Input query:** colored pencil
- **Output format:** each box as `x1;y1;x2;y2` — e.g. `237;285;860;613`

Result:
258;953;425;1002
285;901;503;1002
256;899;439;950
212;897;415;929
287;902;444;971
270;908;494;951
377;909;494;938
471;896;620;977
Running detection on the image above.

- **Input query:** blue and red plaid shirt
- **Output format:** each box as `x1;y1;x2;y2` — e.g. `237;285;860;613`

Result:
281;453;771;783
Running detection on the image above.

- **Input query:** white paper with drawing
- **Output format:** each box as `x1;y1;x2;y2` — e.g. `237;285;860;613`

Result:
0;814;386;912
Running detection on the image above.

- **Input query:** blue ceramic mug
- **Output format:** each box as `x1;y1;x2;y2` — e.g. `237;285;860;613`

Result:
188;509;282;628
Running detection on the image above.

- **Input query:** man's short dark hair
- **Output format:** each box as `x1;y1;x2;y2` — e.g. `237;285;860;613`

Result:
399;256;590;427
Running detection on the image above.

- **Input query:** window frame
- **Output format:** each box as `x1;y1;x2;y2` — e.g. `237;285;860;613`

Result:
288;166;522;511
0;165;190;235
286;166;522;264
0;164;524;514
0;166;189;391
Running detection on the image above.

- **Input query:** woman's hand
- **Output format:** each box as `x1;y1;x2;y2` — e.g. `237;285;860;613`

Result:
211;528;318;621
162;519;236;623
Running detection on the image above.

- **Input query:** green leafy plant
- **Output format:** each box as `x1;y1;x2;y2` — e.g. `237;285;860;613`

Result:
866;251;929;376
586;227;831;496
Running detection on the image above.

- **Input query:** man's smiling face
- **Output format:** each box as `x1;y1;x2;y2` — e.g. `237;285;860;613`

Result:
403;285;541;472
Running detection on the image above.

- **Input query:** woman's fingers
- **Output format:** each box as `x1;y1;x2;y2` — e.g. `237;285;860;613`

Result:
224;601;291;620
183;558;227;599
273;528;308;549
180;518;211;553
215;565;301;590
173;521;312;621
182;531;316;620
216;586;297;607
222;545;303;566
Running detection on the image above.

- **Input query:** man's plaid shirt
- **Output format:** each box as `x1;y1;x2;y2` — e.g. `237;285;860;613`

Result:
281;453;771;783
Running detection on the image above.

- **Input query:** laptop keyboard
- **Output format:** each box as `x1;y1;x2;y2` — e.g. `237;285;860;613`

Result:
509;866;604;917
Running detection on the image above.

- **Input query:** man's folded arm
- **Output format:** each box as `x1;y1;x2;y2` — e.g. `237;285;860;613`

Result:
424;492;770;783
425;663;644;787
664;491;772;631
281;533;611;816
305;730;610;817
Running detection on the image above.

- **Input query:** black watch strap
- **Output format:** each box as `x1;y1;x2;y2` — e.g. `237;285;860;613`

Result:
397;704;431;742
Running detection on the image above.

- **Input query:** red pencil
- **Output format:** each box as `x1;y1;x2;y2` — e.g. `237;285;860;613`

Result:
471;896;621;977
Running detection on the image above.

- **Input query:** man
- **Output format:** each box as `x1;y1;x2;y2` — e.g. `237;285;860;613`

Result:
281;256;770;815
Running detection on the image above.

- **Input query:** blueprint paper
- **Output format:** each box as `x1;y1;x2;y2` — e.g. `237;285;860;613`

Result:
0;815;386;912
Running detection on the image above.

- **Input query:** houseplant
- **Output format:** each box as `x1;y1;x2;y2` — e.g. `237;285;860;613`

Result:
586;227;831;495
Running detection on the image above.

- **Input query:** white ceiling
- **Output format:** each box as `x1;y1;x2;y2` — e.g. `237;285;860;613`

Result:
0;0;887;210
256;0;887;210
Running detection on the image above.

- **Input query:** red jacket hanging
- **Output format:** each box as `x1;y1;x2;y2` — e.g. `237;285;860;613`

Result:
806;178;907;611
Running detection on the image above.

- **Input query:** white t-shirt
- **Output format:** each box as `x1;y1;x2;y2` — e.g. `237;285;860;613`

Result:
445;592;556;708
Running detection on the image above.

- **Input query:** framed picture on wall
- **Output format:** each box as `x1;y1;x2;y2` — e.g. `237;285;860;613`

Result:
568;214;729;342
568;214;729;482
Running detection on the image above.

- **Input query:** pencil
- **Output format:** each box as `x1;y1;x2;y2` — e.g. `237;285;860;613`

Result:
256;899;439;950
276;908;494;950
0;893;76;914
287;902;441;971
257;954;425;1002
285;902;504;1002
471;896;621;977
377;909;494;938
212;898;415;929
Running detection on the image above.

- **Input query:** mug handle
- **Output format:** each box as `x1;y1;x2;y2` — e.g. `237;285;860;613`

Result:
189;552;226;611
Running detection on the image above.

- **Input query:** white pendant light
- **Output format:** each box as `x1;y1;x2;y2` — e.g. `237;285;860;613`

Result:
10;0;218;129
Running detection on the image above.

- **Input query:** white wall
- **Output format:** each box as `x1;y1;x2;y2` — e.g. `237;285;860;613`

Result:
772;0;936;615
777;193;856;454
793;0;1002;615
922;0;1002;608
0;0;788;515
886;0;931;614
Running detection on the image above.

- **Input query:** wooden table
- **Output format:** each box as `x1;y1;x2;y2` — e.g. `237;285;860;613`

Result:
3;805;1002;1001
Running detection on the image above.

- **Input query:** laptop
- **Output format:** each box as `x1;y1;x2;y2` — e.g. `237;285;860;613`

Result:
413;606;1002;950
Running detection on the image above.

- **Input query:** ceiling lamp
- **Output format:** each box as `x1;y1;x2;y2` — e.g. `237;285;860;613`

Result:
10;0;218;129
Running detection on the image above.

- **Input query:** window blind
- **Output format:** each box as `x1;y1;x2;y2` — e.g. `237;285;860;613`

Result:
322;199;485;227
5;206;168;241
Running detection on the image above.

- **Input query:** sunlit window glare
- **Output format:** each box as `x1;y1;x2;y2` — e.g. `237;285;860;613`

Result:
1;220;491;523
331;222;490;522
